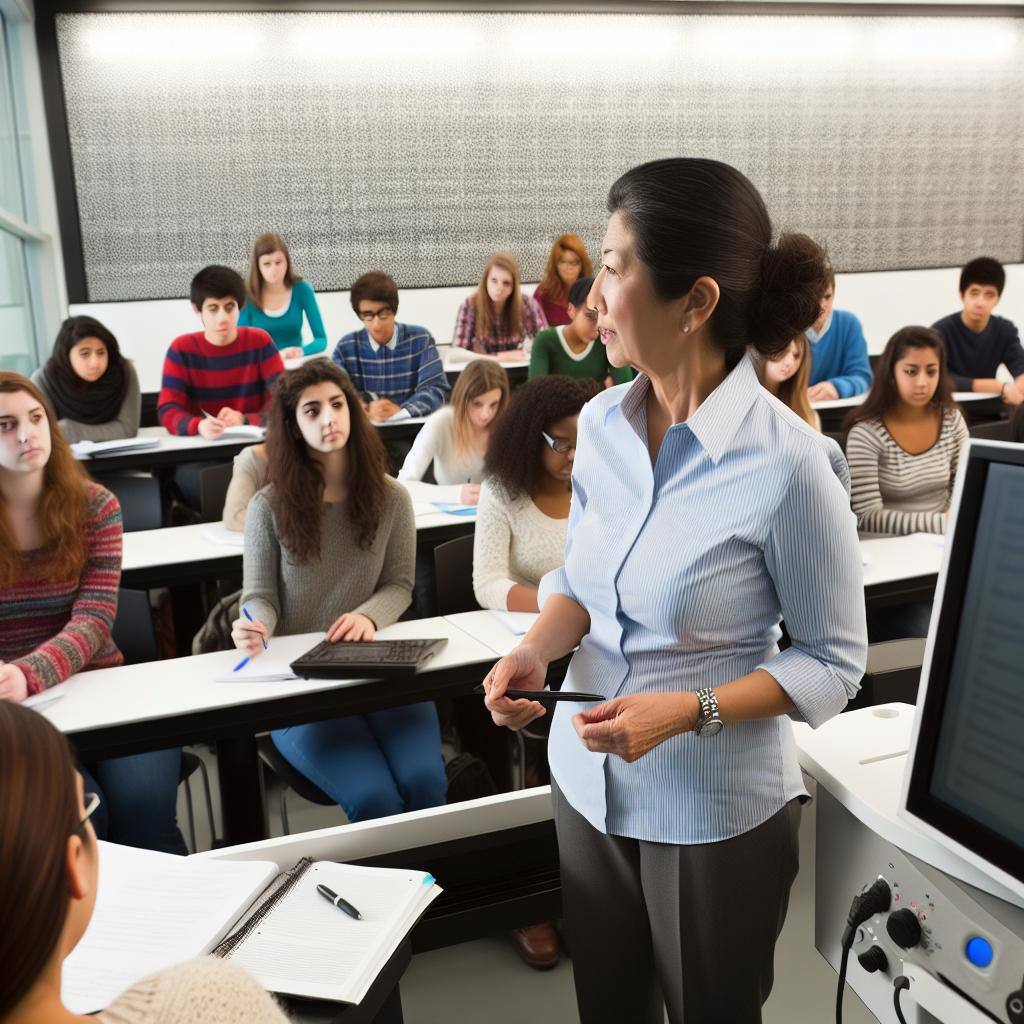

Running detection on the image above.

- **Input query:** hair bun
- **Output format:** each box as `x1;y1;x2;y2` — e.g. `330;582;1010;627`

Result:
747;233;831;357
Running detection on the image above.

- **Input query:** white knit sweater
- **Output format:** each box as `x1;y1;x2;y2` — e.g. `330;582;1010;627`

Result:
96;957;289;1024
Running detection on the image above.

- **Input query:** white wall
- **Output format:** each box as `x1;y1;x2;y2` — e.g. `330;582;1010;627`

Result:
71;266;1024;394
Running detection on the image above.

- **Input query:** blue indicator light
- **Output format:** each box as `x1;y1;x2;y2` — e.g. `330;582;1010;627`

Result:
965;936;993;968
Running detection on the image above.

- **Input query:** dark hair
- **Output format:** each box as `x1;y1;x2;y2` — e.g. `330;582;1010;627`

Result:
190;264;247;310
567;275;595;310
959;257;1005;296
844;326;956;431
53;316;122;365
265;359;389;560
0;701;83;1016
350;271;399;315
484;375;598;500
247;233;299;309
607;159;830;360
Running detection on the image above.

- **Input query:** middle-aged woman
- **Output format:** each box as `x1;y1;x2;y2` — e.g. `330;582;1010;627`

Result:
0;701;290;1024
482;159;868;1024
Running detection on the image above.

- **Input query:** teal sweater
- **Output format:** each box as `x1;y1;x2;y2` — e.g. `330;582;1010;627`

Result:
238;279;327;356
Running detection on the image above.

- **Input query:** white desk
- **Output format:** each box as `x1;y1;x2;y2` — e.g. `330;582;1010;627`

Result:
41;618;499;845
812;391;994;413
861;532;944;605
445;610;523;657
74;424;264;472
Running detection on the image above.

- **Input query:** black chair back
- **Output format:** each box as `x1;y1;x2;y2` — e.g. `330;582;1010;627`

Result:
199;461;234;523
102;474;162;532
433;534;479;615
112;588;158;664
968;419;1013;442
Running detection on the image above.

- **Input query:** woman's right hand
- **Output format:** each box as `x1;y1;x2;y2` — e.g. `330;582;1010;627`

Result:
231;614;268;657
459;483;481;505
482;644;549;731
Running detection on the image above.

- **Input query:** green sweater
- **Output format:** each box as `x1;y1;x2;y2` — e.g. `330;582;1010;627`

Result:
528;326;633;385
238;279;327;356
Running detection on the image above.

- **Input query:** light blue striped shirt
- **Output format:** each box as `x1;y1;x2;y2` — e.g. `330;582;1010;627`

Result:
539;354;867;844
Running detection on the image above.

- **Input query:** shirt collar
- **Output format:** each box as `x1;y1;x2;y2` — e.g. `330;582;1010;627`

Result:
610;353;760;465
365;325;398;352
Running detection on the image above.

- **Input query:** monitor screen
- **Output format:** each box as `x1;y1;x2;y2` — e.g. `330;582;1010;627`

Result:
904;442;1024;893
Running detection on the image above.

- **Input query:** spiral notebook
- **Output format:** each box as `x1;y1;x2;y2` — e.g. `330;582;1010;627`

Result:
63;843;440;1012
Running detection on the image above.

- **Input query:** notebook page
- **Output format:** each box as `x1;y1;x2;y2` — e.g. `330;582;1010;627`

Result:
229;861;440;1004
214;650;300;683
63;842;278;1014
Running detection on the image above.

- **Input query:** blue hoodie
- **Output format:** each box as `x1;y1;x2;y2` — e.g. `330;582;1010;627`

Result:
808;309;872;398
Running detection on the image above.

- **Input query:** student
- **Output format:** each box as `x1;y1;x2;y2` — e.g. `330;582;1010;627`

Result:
331;271;449;422
473;375;596;614
158;265;284;438
845;326;967;537
398;359;509;505
753;333;820;429
31;316;141;444
931;257;1024;406
528;276;633;388
222;443;268;532
238;232;328;359
0;372;185;855
452;252;547;360
232;361;447;821
804;254;873;400
532;233;593;327
0;701;288;1024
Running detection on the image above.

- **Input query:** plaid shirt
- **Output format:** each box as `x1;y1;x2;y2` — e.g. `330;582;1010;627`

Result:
331;322;450;417
452;295;548;354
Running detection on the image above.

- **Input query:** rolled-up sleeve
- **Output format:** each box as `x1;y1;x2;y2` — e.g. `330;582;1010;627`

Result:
759;444;867;728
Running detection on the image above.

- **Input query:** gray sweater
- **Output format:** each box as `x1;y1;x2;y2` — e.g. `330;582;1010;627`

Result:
31;361;141;443
241;478;415;636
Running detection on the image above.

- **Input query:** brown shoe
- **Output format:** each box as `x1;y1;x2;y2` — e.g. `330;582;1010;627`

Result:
510;922;560;969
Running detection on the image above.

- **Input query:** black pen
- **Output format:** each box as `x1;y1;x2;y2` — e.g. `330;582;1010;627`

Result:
316;883;362;920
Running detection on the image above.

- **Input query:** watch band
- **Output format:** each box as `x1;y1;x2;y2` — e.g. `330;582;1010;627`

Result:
695;687;723;737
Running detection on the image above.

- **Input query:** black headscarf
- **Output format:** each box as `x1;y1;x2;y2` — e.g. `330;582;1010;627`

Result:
43;316;127;424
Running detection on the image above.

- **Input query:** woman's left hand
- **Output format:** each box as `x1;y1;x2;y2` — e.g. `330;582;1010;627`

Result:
327;613;376;643
572;692;699;763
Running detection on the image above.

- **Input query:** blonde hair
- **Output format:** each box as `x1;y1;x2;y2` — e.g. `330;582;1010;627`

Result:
538;234;592;304
473;252;524;343
247;232;299;310
754;334;817;428
450;360;511;461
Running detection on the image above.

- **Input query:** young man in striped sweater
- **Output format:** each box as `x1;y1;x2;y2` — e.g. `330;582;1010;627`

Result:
158;265;284;438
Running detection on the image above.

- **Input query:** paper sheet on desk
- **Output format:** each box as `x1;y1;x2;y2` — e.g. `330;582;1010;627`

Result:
431;501;476;516
201;523;245;547
214;651;300;683
70;437;161;458
23;689;65;713
488;610;540;635
217;424;264;440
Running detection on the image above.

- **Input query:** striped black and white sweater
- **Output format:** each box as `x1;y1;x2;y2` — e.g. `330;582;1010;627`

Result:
846;408;968;536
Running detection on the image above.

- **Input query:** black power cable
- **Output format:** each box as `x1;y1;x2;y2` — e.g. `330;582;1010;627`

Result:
893;975;911;1024
836;879;893;1024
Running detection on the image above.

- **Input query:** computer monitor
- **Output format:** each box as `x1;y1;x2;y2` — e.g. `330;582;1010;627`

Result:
900;439;1024;903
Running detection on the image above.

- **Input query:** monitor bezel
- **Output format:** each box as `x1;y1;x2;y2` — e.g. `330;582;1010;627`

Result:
901;440;1024;898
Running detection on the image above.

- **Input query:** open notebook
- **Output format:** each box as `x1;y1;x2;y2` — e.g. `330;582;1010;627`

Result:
70;437;161;458
63;844;440;1012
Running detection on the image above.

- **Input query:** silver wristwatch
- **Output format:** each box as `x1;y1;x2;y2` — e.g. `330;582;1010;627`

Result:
694;688;723;737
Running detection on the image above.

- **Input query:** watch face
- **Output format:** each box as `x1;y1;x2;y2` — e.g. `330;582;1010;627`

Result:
698;718;723;737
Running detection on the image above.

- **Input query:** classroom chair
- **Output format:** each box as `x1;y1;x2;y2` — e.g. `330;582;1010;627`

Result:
111;588;217;851
433;534;479;615
198;461;234;523
100;473;162;532
256;733;335;835
968;419;1013;442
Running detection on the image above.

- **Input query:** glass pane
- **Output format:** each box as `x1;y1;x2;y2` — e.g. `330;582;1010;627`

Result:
0;14;25;218
0;230;36;376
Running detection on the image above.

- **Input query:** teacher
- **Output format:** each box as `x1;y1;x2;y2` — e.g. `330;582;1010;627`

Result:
483;158;867;1024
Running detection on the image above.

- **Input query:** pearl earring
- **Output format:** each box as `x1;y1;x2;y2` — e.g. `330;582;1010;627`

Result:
683;324;690;334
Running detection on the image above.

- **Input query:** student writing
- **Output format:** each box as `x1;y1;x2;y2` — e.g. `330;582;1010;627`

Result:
0;372;185;855
31;316;141;443
238;231;328;359
232;361;447;821
398;359;509;505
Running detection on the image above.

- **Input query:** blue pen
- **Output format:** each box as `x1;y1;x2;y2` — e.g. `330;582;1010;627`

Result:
233;655;250;672
242;604;268;650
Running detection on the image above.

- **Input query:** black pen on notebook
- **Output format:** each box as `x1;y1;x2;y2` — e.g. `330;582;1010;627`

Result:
317;884;362;920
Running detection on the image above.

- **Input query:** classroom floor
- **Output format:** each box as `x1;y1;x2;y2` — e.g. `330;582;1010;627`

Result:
177;752;876;1024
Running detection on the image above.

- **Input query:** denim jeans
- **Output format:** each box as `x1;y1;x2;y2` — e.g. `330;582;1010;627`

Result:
271;702;447;822
82;747;187;855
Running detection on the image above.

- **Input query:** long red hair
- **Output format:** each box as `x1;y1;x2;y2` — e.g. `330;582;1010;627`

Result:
537;234;592;305
0;373;88;587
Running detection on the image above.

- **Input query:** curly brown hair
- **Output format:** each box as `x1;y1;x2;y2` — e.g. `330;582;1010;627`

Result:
0;373;87;587
264;359;388;562
484;375;598;500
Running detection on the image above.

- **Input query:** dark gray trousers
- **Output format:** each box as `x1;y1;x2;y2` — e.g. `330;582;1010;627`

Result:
553;782;802;1024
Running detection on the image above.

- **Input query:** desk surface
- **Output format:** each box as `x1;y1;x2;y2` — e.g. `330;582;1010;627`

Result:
812;391;992;412
860;531;943;589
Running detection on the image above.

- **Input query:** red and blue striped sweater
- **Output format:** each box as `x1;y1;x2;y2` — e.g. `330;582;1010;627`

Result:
158;327;284;436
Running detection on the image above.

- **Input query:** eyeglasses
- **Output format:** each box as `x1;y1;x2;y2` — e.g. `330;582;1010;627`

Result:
358;309;395;323
557;258;582;268
75;791;100;835
542;431;576;456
